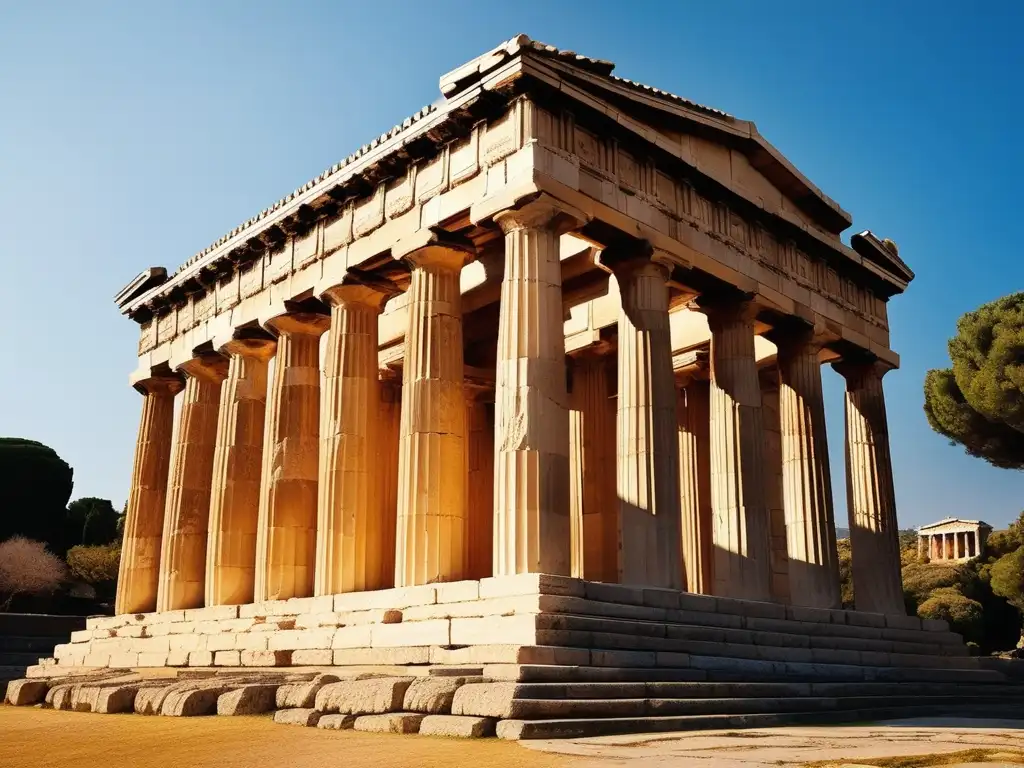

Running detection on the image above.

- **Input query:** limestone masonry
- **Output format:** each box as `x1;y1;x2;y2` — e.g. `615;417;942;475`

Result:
14;36;1009;740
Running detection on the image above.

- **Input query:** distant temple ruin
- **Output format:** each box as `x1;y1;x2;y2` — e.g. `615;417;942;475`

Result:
918;518;992;562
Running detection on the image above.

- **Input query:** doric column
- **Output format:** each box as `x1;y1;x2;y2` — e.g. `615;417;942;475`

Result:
393;230;472;587
254;311;329;601
377;376;401;589
205;334;275;606
489;197;584;577
116;373;184;615
701;297;772;601
677;377;713;594
775;330;841;609
917;536;925;561
465;387;495;580
612;255;682;589
157;353;228;612
568;352;617;582
760;373;790;604
833;358;904;615
316;284;392;595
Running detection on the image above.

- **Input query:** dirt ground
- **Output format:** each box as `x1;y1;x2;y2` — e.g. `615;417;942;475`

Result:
0;706;575;768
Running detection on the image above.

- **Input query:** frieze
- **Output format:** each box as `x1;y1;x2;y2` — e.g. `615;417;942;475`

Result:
534;104;888;329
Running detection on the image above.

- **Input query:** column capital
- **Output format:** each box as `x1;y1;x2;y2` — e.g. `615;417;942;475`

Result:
392;226;474;272
484;193;588;236
320;282;393;312
132;372;185;397
220;335;277;361
263;310;330;338
764;322;831;359
599;241;674;284
831;355;894;384
177;351;229;383
692;293;760;329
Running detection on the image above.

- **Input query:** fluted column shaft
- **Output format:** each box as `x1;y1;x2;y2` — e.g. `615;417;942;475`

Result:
394;245;469;587
254;314;328;601
205;337;274;606
157;355;227;612
316;285;389;595
465;389;495;580
614;259;682;589
116;375;183;615
777;335;841;608
678;378;713;594
568;354;617;582
760;375;790;603
378;377;401;589
834;359;904;615
491;200;579;577
704;300;772;601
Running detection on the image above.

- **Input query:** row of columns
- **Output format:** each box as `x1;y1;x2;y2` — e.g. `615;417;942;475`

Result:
117;196;906;617
920;530;980;561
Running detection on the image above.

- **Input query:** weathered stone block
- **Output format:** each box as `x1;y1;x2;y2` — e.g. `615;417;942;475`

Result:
167;650;190;666
147;610;187;624
70;630;92;643
585;582;644;605
846;611;887;628
241;650;291;667
314;677;414;714
217;684;278;715
451;683;518;718
291;649;333;665
402;677;466;714
236;634;269;651
162;685;234;716
333;647;430;666
316;713;357;730
273;707;321;726
450;615;536;646
370;619;448;648
184;605;239;622
435;581;479;604
207;634;236;652
4;679;48;706
109;651;140;667
333;585;437;612
418;714;495;738
138;652;169;667
188;650;213;667
787;605;832;624
267;629;335;651
214;650;241;666
403;595;541;622
95;684;146;714
642;588;680;609
478;574;584;599
330;625;373;649
277;673;342;709
354;713;425;734
715;597;786;620
168;634;205;652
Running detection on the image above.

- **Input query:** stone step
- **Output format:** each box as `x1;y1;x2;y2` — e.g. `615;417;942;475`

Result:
536;592;962;649
512;680;1024;700
503;693;1016;720
489;661;1005;684
536;612;961;658
533;625;971;668
496;701;1013;740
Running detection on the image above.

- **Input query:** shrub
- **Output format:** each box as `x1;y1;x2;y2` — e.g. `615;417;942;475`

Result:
916;586;985;643
991;546;1024;613
0;536;66;609
66;544;120;585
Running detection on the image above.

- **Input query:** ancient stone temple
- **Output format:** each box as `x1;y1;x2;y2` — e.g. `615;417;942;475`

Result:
918;518;992;562
19;36;1017;739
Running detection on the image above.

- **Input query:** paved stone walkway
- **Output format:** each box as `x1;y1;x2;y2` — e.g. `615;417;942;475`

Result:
522;719;1024;767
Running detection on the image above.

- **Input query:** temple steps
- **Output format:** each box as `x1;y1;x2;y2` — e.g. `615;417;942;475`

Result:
533;608;965;658
495;700;1020;740
495;660;1003;684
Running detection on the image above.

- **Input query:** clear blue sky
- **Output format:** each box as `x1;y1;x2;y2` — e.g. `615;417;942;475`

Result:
2;2;1022;529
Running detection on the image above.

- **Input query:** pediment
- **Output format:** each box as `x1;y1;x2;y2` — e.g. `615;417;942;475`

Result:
442;35;852;236
851;231;915;284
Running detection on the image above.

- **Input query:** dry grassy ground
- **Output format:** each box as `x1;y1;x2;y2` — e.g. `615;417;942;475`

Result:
0;706;576;768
